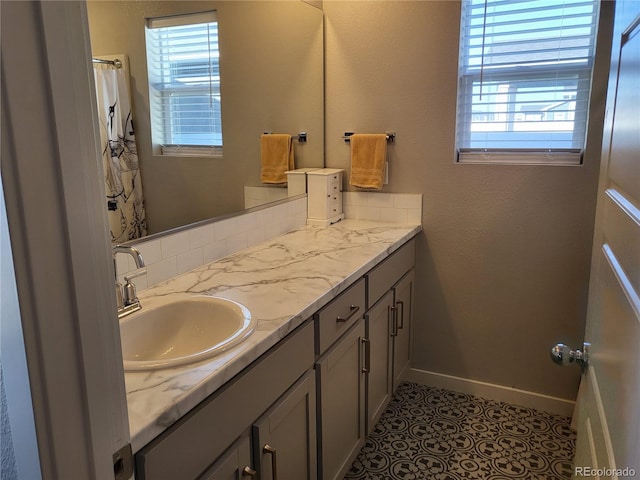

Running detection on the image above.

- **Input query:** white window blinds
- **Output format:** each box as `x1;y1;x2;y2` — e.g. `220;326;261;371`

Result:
456;0;600;164
146;11;222;154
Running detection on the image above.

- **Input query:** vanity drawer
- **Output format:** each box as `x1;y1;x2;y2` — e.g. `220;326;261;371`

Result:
367;238;415;308
315;278;366;355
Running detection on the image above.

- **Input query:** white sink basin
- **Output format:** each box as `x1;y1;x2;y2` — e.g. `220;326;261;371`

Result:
120;296;255;371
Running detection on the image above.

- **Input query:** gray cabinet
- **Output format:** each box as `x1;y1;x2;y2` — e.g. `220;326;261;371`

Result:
253;370;317;480
198;370;317;480
198;433;253;480
134;235;417;480
392;270;414;390
364;240;416;434
365;290;393;433
315;320;366;480
134;321;314;480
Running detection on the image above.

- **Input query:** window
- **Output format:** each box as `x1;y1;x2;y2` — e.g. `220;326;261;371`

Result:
145;11;222;156
455;0;600;164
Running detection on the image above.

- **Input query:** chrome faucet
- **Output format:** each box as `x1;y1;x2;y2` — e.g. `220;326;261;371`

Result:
112;245;146;319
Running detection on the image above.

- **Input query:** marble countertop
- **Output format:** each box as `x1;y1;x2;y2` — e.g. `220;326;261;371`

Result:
125;219;421;452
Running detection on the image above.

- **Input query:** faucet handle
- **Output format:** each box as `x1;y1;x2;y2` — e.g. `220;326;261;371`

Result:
123;268;146;307
124;268;147;283
123;282;138;307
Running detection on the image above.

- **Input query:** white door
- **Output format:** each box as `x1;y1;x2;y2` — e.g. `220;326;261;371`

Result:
573;1;640;477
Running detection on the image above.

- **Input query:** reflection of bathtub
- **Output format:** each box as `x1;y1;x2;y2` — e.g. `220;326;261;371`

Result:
243;185;288;209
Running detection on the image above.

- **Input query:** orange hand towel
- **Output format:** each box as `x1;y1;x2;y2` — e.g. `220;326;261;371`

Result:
349;134;387;189
260;134;295;184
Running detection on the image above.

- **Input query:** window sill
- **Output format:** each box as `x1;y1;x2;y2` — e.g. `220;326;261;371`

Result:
456;149;583;166
160;145;223;158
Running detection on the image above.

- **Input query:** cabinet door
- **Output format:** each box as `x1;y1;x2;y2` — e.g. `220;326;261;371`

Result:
135;322;314;480
253;370;317;480
316;320;366;480
365;290;394;434
199;432;253;480
392;270;414;390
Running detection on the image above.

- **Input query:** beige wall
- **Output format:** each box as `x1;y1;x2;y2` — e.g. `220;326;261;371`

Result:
324;1;614;400
87;1;323;234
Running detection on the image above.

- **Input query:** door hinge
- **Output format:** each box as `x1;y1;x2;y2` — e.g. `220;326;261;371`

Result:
113;443;133;480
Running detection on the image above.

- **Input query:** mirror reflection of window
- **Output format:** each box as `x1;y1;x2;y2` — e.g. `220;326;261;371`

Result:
145;11;223;157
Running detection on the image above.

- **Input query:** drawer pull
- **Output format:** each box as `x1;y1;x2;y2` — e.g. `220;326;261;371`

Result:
396;300;405;330
242;466;257;477
336;305;360;323
361;338;371;373
263;444;278;480
389;305;398;337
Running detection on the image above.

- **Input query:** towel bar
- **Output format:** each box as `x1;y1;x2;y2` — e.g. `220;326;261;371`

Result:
92;57;123;68
342;132;395;143
263;132;307;143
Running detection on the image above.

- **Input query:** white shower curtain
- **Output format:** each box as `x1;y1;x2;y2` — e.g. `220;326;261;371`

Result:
94;62;147;242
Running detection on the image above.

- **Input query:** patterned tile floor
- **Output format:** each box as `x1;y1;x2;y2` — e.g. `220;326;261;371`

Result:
345;382;576;480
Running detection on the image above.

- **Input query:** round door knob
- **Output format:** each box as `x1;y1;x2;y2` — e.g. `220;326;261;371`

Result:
550;343;589;369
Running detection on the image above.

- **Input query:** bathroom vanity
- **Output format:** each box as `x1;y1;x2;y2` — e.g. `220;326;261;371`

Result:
125;220;420;480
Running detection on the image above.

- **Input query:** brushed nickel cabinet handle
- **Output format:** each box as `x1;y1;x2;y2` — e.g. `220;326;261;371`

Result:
263;444;278;480
242;466;257;477
396;300;405;330
389;305;398;337
336;304;360;323
361;338;371;373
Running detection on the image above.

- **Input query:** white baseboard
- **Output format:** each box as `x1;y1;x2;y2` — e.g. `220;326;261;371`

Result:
405;368;576;417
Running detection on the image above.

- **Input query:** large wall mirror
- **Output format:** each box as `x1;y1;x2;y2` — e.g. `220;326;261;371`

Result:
86;0;324;238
